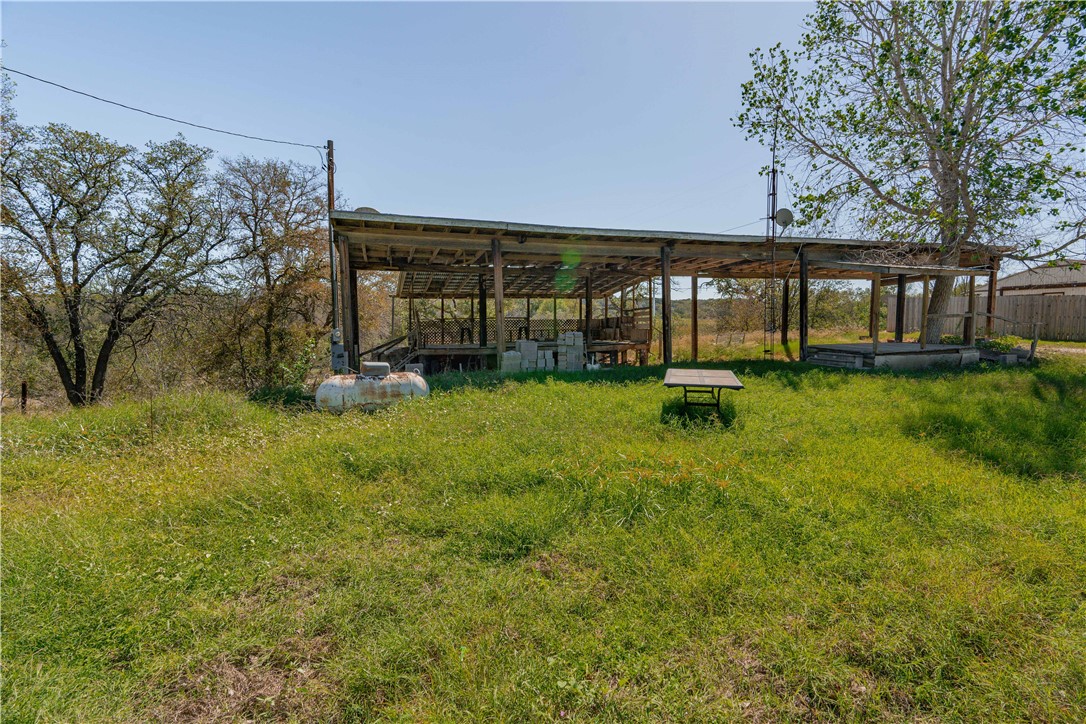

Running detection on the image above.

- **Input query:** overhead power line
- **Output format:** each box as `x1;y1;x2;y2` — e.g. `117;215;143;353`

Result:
4;66;326;151
718;219;762;234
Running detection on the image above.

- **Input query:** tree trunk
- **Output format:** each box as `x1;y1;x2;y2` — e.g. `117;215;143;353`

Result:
922;242;961;344
922;276;955;344
89;321;123;403
26;304;86;406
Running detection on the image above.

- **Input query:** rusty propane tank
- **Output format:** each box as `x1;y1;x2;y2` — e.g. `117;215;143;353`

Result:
316;362;429;412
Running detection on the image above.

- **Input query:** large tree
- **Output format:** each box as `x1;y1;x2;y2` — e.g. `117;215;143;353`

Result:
209;157;328;390
1;122;227;405
737;1;1086;341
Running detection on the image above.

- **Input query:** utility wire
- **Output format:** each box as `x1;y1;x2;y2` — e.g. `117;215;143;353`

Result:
4;66;326;152
718;219;762;234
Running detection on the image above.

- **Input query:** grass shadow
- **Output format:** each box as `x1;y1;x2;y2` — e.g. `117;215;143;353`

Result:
902;362;1086;478
659;396;738;430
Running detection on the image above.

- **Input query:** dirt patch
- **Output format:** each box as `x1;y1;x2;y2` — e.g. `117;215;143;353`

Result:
153;636;336;723
525;551;576;579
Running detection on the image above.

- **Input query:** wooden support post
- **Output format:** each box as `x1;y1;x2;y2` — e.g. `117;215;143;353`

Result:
526;296;532;339
690;275;699;361
348;269;359;368
919;275;930;350
870;274;880;354
985;265;998;337
338;234;354;370
21;381;27;413
895;274;906;343
965;275;977;345
661;245;673;364
492;239;506;354
799;252;809;361
408;295;414;340
780;277;789;347
584;272;594;348
868;275;879;340
648;278;654;358
326;140;339;341
553;297;558;339
440;297;446;344
478;275;487;347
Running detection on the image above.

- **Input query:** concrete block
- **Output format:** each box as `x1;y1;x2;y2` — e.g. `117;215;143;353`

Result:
998;353;1018;366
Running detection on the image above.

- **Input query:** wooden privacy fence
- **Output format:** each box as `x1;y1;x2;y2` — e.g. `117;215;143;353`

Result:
888;293;1086;341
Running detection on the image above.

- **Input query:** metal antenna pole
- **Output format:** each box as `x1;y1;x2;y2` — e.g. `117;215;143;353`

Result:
764;113;779;360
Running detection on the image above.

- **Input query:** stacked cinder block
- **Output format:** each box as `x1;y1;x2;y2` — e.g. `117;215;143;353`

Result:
555;332;585;372
514;340;539;372
538;350;554;371
500;350;522;374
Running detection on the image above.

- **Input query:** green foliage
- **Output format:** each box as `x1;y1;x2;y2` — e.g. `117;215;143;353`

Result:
977;335;1023;355
736;1;1086;259
3;359;1085;720
2;120;224;405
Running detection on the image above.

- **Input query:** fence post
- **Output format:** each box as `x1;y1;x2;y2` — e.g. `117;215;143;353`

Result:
21;381;28;413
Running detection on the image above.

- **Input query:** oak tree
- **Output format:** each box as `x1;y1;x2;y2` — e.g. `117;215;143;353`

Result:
2;122;227;404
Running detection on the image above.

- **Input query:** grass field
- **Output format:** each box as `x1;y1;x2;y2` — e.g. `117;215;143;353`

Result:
3;356;1085;721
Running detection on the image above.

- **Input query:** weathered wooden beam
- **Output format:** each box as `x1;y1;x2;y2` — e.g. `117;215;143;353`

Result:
661;245;673;365
780;277;789;347
799;252;809;361
348;269;360;370
919;275;930;350
493;239;506;354
986;264;998;337
478;275;487;348
895;274;906;343
691;275;699;362
870;274;880;355
584;272;594;348
965;275;977;345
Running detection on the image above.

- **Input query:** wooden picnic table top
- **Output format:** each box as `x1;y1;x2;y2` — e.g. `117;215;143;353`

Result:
663;368;744;390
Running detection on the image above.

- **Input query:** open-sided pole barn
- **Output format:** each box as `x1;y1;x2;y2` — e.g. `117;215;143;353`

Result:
329;210;1002;373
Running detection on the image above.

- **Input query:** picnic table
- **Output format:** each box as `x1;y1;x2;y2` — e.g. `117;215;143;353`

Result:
663;368;744;412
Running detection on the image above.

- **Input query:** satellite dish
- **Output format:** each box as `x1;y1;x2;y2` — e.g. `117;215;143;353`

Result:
355;206;380;214
775;208;794;229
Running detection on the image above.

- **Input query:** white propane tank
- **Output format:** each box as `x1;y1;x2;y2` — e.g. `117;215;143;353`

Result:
315;364;428;412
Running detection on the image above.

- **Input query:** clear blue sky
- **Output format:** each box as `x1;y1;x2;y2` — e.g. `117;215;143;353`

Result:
3;1;815;297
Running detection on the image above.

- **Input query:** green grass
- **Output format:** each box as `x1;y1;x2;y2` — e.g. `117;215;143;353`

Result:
3;359;1086;721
